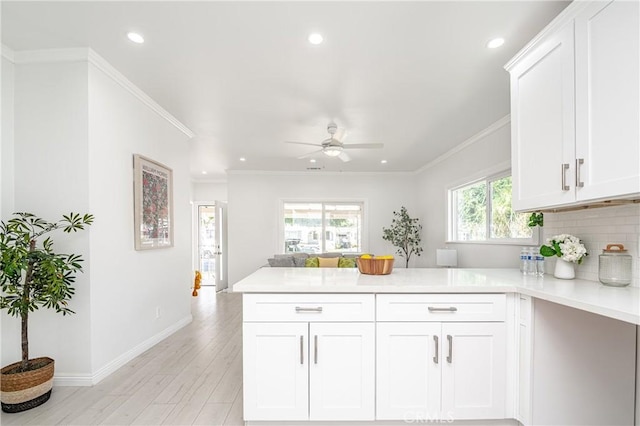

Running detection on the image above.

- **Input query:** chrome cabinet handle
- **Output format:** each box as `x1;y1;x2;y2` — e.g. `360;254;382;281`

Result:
295;307;323;313
300;336;304;365
561;163;570;191
576;158;584;188
447;335;453;363
433;335;439;364
428;307;458;312
314;335;318;364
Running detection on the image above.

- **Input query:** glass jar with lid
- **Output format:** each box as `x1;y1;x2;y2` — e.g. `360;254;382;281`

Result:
598;244;632;287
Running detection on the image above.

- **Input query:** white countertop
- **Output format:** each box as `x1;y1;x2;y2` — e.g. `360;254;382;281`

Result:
232;267;640;325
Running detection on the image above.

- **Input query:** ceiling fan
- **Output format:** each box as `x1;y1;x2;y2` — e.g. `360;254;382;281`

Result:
285;122;383;162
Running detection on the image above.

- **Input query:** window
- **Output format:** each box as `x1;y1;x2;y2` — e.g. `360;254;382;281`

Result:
449;173;533;243
283;202;363;254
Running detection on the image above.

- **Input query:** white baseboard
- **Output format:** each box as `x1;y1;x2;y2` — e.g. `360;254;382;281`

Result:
53;315;193;386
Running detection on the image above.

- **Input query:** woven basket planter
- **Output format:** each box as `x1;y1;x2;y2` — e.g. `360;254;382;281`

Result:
1;357;54;413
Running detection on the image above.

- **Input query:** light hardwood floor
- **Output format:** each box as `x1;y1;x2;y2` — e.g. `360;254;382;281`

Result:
1;288;244;426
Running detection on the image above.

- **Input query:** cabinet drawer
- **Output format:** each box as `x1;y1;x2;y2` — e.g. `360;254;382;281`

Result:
244;294;375;322
377;294;506;322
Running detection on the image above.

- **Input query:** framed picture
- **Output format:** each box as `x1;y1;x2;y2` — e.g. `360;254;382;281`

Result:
133;154;173;250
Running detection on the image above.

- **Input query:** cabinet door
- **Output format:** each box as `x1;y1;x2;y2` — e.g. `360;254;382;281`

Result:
243;322;308;421
441;322;506;420
509;23;576;211
575;0;640;201
309;322;375;421
376;322;441;421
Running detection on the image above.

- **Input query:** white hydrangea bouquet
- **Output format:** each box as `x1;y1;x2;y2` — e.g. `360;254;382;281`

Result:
540;234;588;264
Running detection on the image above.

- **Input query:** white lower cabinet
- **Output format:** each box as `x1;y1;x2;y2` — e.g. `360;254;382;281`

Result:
376;294;507;421
309;322;375;420
243;293;507;423
243;294;375;422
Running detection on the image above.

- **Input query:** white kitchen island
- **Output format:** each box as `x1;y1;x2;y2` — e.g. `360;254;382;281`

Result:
234;268;640;426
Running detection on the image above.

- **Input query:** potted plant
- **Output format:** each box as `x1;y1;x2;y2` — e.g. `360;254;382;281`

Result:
0;212;93;413
540;234;588;280
382;206;423;268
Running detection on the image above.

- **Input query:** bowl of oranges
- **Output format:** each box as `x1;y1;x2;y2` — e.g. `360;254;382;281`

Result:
356;254;395;275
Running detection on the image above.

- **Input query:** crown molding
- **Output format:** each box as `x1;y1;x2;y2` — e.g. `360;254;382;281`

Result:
1;45;15;63
504;0;590;71
13;48;89;64
86;50;194;138
7;47;194;139
414;114;511;175
226;169;414;178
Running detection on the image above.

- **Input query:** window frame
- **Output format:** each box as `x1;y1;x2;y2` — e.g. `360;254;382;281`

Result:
279;199;367;254
447;170;539;245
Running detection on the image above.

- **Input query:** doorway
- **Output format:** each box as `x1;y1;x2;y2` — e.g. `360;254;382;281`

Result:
197;204;216;286
195;201;228;292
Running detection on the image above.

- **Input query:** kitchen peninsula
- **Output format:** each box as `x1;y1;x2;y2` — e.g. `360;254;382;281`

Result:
234;267;640;426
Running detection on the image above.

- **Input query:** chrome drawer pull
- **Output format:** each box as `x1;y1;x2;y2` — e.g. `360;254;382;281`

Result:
433;335;439;364
314;335;318;364
428;307;458;312
295;307;323;313
561;163;570;191
447;335;453;363
300;336;304;365
576;158;584;188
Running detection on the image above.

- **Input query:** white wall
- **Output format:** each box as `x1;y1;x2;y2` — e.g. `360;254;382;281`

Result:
227;172;416;285
191;181;228;202
87;62;192;374
1;50;193;384
4;60;93;375
1;55;15;218
415;118;524;268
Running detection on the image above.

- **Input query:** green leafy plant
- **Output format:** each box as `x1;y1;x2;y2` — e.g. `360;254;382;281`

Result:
540;234;588;264
0;212;94;372
528;212;544;227
382;206;423;268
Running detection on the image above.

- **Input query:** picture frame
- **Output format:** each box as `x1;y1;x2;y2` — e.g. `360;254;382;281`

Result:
133;154;174;250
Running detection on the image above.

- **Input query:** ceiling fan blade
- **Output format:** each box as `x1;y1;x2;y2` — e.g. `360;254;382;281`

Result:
338;151;351;162
334;127;347;142
342;143;384;149
285;141;323;147
297;149;323;160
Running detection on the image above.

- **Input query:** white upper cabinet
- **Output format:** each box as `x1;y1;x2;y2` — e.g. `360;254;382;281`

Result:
506;0;640;211
574;0;640;201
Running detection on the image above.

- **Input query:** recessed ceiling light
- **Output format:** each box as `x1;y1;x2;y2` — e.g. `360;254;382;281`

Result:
127;32;145;44
201;171;207;175
381;160;388;164
486;38;505;49
308;33;324;45
310;159;317;163
239;157;246;162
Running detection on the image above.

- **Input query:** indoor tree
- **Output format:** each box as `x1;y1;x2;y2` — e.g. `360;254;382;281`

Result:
382;206;423;268
0;212;93;372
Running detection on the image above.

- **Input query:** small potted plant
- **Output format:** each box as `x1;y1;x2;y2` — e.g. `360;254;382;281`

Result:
0;212;93;413
382;206;423;268
540;234;588;279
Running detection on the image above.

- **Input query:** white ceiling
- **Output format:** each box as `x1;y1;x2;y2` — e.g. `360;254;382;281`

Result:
2;1;570;181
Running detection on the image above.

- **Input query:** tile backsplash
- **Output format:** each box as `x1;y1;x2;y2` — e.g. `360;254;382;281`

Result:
543;204;640;287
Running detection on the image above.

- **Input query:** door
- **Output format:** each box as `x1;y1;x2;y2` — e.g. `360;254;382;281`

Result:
243;322;309;421
196;204;216;286
214;201;228;292
509;22;576;211
309;322;375;421
574;0;640;201
441;322;506;420
376;322;441;421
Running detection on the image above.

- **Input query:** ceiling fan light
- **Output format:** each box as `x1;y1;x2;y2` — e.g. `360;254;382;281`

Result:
323;147;342;157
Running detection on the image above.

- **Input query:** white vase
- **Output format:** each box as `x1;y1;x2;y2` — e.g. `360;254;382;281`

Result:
554;258;575;280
